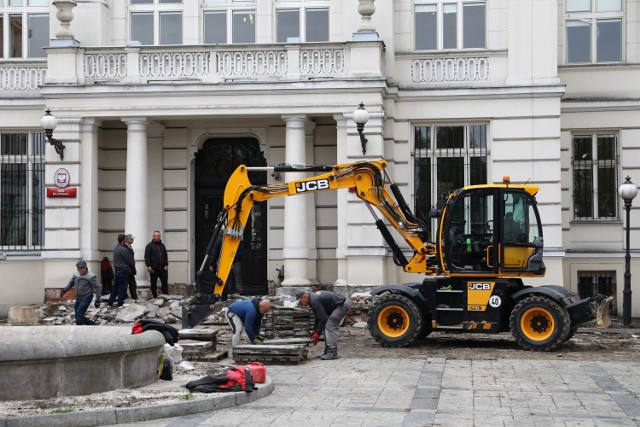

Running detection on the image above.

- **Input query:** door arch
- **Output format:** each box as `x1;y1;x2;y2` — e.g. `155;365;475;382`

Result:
194;138;268;295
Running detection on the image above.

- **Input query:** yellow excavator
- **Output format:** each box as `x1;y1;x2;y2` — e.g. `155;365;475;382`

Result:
187;159;602;351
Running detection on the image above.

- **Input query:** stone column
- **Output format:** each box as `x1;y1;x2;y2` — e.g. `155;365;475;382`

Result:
305;121;318;281
281;115;312;291
80;118;100;262
122;118;148;285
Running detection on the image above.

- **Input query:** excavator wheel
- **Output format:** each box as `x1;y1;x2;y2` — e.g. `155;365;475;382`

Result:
368;293;423;347
509;295;570;351
563;325;579;343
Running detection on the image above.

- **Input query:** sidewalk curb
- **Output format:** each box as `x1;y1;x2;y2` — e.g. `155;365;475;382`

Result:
0;377;274;427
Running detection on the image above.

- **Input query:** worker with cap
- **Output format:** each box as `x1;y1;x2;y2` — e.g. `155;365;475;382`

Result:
60;260;103;325
296;290;351;360
225;298;272;347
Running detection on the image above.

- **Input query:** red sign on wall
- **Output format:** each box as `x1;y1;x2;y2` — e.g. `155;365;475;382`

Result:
47;187;77;198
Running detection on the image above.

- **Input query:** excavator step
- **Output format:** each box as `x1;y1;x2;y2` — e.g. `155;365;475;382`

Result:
437;307;463;312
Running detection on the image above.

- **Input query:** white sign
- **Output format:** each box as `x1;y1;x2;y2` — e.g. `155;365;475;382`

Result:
489;296;502;308
54;168;70;188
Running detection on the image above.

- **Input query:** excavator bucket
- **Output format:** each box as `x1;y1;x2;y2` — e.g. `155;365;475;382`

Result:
595;296;613;328
187;305;213;328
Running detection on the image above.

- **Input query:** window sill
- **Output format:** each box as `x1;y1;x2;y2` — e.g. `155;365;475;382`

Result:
569;219;622;225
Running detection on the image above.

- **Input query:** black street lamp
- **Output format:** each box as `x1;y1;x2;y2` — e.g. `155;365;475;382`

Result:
40;109;65;161
618;176;637;327
352;103;369;155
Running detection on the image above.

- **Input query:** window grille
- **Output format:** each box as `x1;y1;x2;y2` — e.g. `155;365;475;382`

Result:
413;124;487;239
578;271;617;316
0;132;45;251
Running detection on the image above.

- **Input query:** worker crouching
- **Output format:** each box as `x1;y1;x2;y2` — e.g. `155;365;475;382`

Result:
225;298;272;348
296;290;351;360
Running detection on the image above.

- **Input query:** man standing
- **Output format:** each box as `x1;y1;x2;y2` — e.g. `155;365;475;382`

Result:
124;234;138;300
144;230;169;298
225;298;272;347
296;290;351;360
60;260;102;325
108;234;135;307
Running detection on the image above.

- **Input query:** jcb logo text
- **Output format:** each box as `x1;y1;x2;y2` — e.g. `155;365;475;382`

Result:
469;283;491;290
295;179;330;193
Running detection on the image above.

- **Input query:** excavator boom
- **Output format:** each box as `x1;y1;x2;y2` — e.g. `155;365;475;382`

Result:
210;160;435;298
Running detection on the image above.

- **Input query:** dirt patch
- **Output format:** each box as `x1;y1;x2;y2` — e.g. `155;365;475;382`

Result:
332;317;640;362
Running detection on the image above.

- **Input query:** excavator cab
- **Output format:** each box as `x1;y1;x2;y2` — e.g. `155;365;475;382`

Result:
438;183;546;278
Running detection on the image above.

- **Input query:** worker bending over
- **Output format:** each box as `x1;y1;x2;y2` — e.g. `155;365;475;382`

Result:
226;298;272;347
296;290;351;360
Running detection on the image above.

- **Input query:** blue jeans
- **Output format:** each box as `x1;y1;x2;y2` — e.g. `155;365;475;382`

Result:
108;267;129;307
74;293;95;325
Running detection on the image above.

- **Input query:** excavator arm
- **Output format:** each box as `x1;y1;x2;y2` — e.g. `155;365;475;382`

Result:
196;160;437;307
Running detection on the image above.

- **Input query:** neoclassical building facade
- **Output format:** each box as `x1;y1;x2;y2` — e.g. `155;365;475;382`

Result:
1;0;639;318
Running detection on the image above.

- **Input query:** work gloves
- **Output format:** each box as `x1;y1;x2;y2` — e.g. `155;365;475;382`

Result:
311;330;320;346
252;338;263;345
59;290;65;298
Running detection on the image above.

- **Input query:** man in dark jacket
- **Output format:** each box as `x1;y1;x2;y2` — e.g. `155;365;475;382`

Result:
296;290;351;360
108;234;135;308
144;230;169;298
60;260;102;325
124;234;138;300
225;298;272;347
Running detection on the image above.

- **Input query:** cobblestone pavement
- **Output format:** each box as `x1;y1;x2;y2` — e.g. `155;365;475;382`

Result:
109;356;640;427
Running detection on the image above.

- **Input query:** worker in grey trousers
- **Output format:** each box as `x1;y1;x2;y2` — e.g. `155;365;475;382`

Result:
296;290;351;360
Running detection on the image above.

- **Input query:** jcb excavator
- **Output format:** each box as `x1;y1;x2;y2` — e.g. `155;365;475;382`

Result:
188;159;599;351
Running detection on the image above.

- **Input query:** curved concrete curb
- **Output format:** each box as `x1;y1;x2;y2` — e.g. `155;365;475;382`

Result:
0;377;274;427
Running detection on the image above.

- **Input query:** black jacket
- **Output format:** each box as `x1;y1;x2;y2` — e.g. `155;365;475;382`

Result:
145;240;168;270
309;291;346;333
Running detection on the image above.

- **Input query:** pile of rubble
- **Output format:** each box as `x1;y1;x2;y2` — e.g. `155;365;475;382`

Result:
6;292;376;332
8;294;188;327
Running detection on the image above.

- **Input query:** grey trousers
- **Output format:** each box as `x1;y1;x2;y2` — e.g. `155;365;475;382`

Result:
324;301;351;354
225;309;245;347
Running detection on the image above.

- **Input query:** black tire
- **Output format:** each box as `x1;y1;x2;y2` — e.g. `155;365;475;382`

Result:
564;325;579;342
509;295;570;351
368;293;423;347
418;314;433;339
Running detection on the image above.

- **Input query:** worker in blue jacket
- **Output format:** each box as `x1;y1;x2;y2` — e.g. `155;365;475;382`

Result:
226;298;272;347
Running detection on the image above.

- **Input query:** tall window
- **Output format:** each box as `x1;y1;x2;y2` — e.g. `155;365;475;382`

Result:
0;0;49;59
566;0;622;63
572;132;618;220
415;1;486;51
130;0;183;45
414;124;487;235
203;1;256;44
276;7;329;43
0;132;45;250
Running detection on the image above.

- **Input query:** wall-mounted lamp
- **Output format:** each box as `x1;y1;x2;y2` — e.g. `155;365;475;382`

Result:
352;102;369;155
40;109;65;161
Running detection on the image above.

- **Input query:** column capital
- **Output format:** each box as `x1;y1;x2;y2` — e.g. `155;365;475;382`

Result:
122;117;148;131
80;117;102;132
282;114;306;126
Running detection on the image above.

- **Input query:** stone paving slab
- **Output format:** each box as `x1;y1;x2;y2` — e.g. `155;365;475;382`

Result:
100;356;640;427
